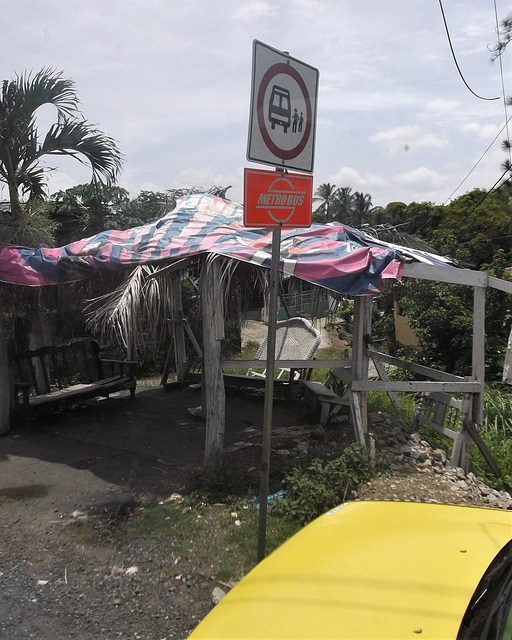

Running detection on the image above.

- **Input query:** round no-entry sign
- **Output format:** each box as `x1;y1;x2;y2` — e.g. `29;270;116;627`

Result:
247;40;319;173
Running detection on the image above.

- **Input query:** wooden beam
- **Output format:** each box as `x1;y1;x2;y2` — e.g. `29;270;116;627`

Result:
403;262;488;287
361;349;466;382
472;286;485;424
222;358;353;369
366;342;401;410
351;296;372;440
351;380;482;393
171;274;188;382
488;275;512;294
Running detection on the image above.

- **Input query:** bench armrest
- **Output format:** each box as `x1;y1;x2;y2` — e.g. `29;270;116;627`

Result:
100;358;137;378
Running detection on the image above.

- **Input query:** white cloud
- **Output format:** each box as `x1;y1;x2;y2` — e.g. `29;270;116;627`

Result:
329;167;388;191
371;126;447;154
425;99;461;113
2;0;509;212
233;2;277;20
462;121;504;141
394;167;448;192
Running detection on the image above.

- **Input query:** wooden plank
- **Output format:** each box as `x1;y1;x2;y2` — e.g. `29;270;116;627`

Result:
366;342;401;410
427;392;463;410
488;275;512;294
351;297;371;437
301;380;347;403
450;394;472;472
415;414;458;440
464;420;501;477
361;349;466;382
350;391;366;445
472;286;485;424
171;274;188;382
222;359;351;369
351;380;482;393
402;262;488;287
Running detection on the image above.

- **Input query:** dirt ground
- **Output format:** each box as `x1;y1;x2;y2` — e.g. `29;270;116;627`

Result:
0;383;312;639
0;382;509;639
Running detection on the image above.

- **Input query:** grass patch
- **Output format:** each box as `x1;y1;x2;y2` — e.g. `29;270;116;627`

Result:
471;384;512;491
125;501;202;544
123;498;299;582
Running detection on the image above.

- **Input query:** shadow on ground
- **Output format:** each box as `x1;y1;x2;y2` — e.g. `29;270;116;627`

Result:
0;384;313;515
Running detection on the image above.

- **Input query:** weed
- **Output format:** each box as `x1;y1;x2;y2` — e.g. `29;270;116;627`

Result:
273;443;389;525
189;464;260;503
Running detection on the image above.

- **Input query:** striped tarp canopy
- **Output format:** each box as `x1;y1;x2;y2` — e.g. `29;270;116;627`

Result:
0;194;459;296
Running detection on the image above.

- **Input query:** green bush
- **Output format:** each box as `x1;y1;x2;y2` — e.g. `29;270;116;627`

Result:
274;443;389;525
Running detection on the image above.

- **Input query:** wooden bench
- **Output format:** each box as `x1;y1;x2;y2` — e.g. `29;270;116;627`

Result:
301;361;352;426
11;338;137;423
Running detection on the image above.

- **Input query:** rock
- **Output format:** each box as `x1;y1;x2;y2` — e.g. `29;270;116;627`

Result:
211;587;226;605
409;449;428;463
432;449;447;465
310;426;326;440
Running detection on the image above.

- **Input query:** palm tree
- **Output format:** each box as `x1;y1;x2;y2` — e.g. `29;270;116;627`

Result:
333;187;354;224
313;182;337;222
352;191;375;228
0;68;123;218
0;68;122;435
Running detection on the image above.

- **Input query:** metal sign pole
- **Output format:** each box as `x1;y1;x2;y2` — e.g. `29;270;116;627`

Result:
257;223;281;563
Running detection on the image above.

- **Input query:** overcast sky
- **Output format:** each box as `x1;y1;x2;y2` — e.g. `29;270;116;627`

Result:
3;0;512;209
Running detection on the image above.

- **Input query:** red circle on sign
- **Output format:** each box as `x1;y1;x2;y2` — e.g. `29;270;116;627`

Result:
257;63;312;160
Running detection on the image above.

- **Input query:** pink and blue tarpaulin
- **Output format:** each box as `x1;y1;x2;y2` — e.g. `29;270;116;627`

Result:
0;193;415;296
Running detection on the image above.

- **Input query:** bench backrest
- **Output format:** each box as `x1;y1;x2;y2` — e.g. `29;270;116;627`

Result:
11;339;104;395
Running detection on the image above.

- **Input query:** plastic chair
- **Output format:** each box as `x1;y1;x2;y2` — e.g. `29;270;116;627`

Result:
248;317;321;381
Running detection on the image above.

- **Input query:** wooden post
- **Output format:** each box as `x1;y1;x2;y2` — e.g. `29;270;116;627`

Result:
171;273;188;382
472;286;486;424
451;393;472;472
350;296;372;444
201;259;226;472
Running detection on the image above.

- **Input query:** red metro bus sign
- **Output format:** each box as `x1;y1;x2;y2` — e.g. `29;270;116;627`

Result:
244;168;313;228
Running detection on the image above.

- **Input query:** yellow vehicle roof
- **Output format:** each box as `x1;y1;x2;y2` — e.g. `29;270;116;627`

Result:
189;501;512;640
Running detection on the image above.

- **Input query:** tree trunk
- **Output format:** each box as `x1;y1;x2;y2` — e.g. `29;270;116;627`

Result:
8;173;23;219
201;259;225;472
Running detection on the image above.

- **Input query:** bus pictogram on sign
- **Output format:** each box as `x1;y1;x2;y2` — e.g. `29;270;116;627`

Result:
244;168;313;228
247;41;319;174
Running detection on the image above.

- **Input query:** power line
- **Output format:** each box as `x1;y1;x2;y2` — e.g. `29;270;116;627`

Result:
443;116;512;204
438;0;500;101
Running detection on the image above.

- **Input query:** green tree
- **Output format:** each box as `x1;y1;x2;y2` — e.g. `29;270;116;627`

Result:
433;188;512;268
121;190;175;228
0;68;123;435
0;68;122;219
313;182;337;222
50;184;132;244
395;188;512;379
351;191;376;227
332;187;354;223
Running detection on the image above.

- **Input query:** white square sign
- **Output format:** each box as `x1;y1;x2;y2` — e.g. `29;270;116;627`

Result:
247;40;319;174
